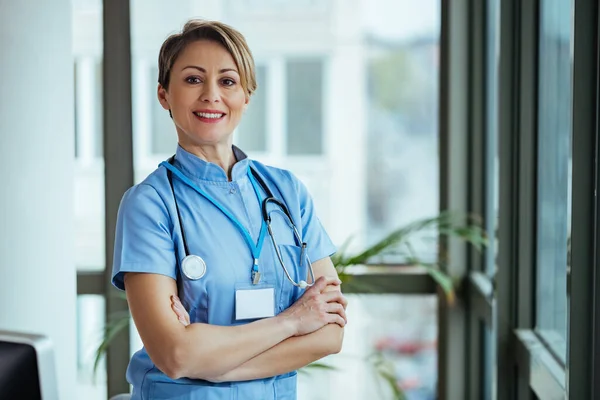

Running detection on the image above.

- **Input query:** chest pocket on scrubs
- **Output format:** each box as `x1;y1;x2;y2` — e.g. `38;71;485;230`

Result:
267;209;306;312
275;244;306;311
151;381;234;400
265;207;310;313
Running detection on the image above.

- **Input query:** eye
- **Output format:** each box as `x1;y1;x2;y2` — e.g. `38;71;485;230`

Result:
221;78;236;86
185;76;202;84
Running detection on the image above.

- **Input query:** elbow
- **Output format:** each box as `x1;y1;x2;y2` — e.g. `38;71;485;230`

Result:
157;344;226;381
163;363;184;381
157;344;188;380
319;325;345;357
329;329;344;355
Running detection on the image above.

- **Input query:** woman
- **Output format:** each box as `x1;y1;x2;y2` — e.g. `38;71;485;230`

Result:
112;19;348;399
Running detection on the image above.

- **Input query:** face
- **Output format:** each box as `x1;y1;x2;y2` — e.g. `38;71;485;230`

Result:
158;40;249;150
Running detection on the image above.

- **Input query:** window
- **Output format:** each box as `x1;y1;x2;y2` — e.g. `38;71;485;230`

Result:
73;6;106;273
72;0;107;397
74;60;103;160
150;66;178;155
536;0;572;361
286;59;324;156
235;65;268;152
365;10;440;259
76;295;107;400
485;0;499;277
483;1;500;398
297;295;437;399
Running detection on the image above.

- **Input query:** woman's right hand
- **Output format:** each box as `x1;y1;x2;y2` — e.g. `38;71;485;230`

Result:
277;275;348;336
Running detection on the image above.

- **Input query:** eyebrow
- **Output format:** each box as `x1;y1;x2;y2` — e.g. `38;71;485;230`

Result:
181;65;239;74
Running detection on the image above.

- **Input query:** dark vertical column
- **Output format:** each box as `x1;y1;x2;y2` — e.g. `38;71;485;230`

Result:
569;0;599;399
496;0;518;398
103;0;134;396
439;0;470;398
467;0;486;398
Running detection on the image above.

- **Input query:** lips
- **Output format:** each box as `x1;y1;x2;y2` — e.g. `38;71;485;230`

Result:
192;110;226;123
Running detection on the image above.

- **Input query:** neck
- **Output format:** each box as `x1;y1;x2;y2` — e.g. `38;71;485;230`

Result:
181;142;237;181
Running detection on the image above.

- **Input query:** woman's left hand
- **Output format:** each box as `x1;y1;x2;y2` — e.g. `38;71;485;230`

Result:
171;295;190;327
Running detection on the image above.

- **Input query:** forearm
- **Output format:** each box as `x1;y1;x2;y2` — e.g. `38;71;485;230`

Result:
211;324;344;382
175;316;295;380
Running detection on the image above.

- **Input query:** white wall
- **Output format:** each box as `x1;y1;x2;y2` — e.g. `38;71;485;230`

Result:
0;1;77;399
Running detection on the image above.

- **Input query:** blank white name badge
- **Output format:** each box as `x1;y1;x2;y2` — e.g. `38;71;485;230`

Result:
235;287;275;320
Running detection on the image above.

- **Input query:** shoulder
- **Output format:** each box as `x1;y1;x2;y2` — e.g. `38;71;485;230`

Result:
247;160;315;216
248;160;305;194
119;167;172;213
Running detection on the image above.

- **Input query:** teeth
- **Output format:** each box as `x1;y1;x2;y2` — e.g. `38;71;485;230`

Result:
194;112;223;119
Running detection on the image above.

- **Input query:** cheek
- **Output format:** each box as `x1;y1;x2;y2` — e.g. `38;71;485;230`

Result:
169;88;195;108
226;95;248;120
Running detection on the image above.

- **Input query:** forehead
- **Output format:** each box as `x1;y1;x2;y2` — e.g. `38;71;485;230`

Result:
174;39;238;71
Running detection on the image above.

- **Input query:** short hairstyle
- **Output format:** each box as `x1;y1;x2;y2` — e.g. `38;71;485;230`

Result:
158;19;257;97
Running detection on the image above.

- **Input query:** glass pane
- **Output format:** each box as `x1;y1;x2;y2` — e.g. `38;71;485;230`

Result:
483;2;499;398
483;324;497;400
236;65;268;152
73;0;105;272
286;59;324;155
76;295;107;400
150;66;178;155
485;0;500;277
365;0;440;260
298;295;438;400
536;0;572;362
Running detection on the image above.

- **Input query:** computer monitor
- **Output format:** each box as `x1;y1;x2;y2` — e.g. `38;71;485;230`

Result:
0;330;59;400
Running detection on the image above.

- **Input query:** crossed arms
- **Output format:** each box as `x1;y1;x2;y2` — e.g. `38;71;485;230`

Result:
123;257;348;382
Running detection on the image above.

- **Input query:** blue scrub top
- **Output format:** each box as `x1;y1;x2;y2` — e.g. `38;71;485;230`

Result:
112;145;336;400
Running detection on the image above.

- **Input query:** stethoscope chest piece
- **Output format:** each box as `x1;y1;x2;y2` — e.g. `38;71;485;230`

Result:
181;255;207;280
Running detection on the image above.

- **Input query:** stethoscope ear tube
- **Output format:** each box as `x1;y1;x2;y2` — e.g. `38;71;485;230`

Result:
167;156;191;259
261;197;294;224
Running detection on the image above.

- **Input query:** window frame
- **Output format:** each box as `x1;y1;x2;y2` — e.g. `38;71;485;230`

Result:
567;0;600;398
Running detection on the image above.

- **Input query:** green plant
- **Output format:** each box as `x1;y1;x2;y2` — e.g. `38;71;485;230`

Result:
93;210;486;398
333;210;487;303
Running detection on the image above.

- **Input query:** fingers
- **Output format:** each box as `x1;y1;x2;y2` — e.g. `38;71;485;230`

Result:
311;275;342;293
325;302;347;324
326;312;347;328
170;295;190;327
321;290;348;309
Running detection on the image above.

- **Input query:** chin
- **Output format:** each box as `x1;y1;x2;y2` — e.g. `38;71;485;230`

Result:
190;130;231;146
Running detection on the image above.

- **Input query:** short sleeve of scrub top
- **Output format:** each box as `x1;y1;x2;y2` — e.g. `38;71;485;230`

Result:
111;183;176;291
287;171;337;262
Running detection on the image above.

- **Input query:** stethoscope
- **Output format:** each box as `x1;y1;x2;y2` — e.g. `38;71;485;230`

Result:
162;156;316;289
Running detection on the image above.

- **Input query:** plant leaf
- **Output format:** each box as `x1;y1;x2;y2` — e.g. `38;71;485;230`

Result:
299;362;337;375
336;211;487;267
93;314;131;377
428;268;455;304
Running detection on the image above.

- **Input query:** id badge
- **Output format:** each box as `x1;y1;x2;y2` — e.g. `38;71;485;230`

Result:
235;285;275;321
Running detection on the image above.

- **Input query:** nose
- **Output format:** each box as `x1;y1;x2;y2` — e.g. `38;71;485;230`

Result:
200;80;220;103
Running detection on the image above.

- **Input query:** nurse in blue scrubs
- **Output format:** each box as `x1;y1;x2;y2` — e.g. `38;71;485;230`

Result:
112;19;348;400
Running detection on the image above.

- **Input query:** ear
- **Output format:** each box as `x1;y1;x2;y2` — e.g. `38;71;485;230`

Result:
157;84;170;111
243;95;250;111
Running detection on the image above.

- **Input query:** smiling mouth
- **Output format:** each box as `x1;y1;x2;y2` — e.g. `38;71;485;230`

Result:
193;111;225;120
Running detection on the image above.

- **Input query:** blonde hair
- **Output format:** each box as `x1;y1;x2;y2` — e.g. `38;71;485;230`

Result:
158;19;257;97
